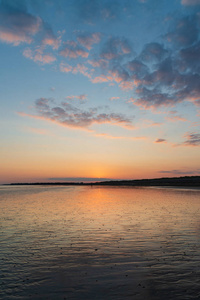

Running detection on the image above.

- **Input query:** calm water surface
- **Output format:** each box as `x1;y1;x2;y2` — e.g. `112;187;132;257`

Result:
0;185;200;299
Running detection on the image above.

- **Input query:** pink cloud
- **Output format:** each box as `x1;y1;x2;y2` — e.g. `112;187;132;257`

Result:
109;97;120;101
109;70;124;83
91;75;110;83
135;119;163;129
0;31;33;45
60;63;91;79
72;63;91;78
119;81;135;91
42;36;60;50
0;9;41;45
60;41;89;58
165;115;187;122
65;94;87;101
77;32;101;50
23;48;56;64
87;59;108;68
60;63;73;73
94;133;147;140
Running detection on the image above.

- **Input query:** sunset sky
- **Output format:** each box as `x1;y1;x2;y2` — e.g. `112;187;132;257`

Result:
0;0;200;183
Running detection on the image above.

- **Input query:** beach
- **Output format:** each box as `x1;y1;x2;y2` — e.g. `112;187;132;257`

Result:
0;185;200;299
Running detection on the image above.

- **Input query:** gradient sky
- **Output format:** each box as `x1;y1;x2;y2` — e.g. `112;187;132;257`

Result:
0;0;200;183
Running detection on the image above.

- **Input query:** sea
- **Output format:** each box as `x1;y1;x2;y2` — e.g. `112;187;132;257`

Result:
0;185;200;299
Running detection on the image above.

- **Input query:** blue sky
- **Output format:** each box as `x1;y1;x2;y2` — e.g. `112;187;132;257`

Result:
0;0;200;183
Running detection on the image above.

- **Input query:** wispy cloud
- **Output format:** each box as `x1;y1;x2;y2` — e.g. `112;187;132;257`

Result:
182;132;200;146
94;133;146;140
26;127;50;136
109;97;120;101
18;97;134;130
75;0;129;24
158;169;200;175
165;115;187;122
181;0;200;6
155;138;167;143
65;94;88;101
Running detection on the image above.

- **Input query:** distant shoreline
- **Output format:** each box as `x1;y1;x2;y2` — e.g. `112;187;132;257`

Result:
3;176;200;187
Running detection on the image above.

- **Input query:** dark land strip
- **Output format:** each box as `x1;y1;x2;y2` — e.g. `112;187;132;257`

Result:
4;176;200;187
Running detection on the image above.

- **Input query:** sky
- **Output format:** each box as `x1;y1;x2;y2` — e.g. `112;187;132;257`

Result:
0;0;200;183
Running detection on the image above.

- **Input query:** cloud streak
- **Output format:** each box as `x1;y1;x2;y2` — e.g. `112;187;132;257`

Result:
19;97;134;130
155;138;166;143
182;132;200;146
158;169;200;175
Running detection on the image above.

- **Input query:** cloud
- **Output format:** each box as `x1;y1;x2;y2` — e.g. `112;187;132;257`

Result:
60;41;89;58
60;62;92;78
133;119;163;129
75;0;128;24
60;62;73;73
65;94;87;101
83;14;200;107
100;37;132;60
41;25;61;49
23;47;56;64
119;81;135;91
158;169;200;175
0;0;41;45
126;59;148;80
166;16;199;47
3;0;200;114
143;58;176;87
87;58;109;69
155;138;167;143
94;132;146;140
72;63;92;78
181;0;200;5
182;132;200;146
91;75;110;83
0;0;61;59
109;97;120;101
140;43;169;62
165;115;187;122
77;32;101;50
26;127;49;135
133;87;176;109
179;42;200;73
19;97;134;130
